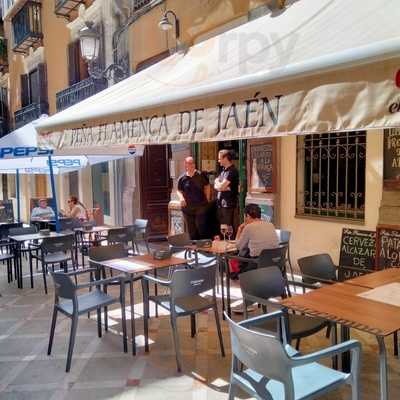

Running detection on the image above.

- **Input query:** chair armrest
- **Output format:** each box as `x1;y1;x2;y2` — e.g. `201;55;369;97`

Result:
142;274;171;287
76;275;125;289
236;310;285;329
28;242;40;250
65;268;98;277
286;279;321;291
300;273;336;285
243;293;278;308
291;339;361;366
224;254;259;265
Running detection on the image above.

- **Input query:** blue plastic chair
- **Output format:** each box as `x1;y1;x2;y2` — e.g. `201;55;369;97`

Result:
226;311;361;400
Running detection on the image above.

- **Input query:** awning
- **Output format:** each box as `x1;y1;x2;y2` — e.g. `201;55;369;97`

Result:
37;0;400;151
0;117;144;174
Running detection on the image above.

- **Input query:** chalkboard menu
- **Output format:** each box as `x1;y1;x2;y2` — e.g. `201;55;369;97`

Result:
377;227;400;268
248;139;276;193
339;228;376;280
0;200;14;223
383;129;400;189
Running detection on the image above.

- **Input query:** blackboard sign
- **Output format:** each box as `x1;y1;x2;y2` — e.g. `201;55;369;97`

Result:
383;129;400;189
378;227;400;268
339;228;376;279
248;140;276;193
0;200;14;223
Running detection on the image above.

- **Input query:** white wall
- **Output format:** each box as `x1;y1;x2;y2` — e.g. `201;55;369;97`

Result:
279;130;383;266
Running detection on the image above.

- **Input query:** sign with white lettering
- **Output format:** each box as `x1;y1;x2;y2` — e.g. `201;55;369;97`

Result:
383;129;400;189
339;228;376;280
378;228;400;268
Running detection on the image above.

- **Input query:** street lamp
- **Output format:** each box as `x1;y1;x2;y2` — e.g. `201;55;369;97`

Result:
78;21;129;82
158;10;181;51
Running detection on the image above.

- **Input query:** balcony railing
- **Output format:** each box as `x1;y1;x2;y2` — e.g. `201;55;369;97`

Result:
0;38;8;72
56;77;107;112
14;101;47;128
12;1;43;54
132;0;152;12
54;0;85;19
0;117;9;137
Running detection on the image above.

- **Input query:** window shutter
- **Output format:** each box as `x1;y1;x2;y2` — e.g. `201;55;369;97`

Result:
20;74;29;107
67;41;79;85
37;63;48;114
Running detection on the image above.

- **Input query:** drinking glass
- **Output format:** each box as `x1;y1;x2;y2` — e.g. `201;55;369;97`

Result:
227;225;233;241
220;224;228;241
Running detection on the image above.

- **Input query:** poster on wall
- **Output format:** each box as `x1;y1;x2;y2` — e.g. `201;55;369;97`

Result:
383;129;400;189
247;139;276;193
0;200;14;223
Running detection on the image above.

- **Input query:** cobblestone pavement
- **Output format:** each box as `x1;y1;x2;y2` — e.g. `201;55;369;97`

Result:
0;253;398;399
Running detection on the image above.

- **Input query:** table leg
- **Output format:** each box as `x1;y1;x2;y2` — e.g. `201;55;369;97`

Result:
218;255;226;319
129;278;136;356
377;336;388;400
225;257;231;318
341;325;350;372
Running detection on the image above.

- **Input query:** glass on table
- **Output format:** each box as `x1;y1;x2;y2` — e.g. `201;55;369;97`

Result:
220;224;228;241
226;225;234;241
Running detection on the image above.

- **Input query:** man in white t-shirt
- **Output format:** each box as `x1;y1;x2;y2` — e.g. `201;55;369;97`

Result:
31;198;55;221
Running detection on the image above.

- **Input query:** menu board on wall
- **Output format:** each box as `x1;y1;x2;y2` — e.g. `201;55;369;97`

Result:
338;228;376;280
0;200;14;223
383;129;400;189
377;227;400;268
248;139;276;193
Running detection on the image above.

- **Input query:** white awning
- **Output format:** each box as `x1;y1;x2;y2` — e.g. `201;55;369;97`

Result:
37;0;400;151
0;117;144;174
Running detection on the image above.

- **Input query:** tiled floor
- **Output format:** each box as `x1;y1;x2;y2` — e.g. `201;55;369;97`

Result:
0;255;399;399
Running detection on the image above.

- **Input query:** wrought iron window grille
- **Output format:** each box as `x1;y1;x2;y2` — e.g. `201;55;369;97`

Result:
296;131;367;221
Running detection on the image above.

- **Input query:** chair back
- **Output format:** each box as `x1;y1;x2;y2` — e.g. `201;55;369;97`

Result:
50;271;77;300
240;267;286;303
89;243;128;264
171;264;216;299
298;253;337;284
41;234;75;253
59;218;81;232
107;228;130;245
133;219;148;239
276;229;291;244
226;313;293;385
9;226;38;236
0;222;23;239
168;232;191;247
258;245;287;273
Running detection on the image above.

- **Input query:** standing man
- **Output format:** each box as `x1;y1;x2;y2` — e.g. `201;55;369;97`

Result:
177;156;211;240
214;149;239;233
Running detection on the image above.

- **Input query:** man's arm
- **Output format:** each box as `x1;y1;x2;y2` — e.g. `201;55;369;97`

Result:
30;208;40;221
177;190;186;207
214;178;231;192
236;225;249;252
203;184;211;202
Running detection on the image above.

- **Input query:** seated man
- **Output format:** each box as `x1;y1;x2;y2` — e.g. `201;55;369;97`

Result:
235;203;279;272
31;198;55;221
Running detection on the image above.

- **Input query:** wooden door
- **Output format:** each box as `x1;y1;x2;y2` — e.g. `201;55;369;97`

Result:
140;145;171;239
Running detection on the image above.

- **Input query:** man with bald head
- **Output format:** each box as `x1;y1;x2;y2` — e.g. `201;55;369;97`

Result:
177;156;211;239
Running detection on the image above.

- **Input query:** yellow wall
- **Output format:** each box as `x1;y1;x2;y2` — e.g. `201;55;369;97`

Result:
279;131;383;266
130;0;270;68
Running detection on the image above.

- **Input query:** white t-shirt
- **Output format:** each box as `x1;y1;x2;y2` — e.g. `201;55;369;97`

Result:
73;204;87;220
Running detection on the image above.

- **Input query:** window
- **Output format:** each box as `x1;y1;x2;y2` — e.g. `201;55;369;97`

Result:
132;0;151;12
296;131;366;221
92;162;110;216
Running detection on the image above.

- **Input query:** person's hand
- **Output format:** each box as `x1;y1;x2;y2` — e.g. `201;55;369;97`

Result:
213;235;221;241
237;223;246;233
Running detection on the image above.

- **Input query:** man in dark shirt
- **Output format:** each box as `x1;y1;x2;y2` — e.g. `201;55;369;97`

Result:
214;149;239;233
177;156;211;240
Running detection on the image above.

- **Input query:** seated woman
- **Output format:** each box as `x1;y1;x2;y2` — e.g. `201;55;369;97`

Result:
234;203;279;274
64;196;88;221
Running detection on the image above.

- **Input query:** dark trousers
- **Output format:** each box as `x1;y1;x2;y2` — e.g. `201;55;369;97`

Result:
182;205;209;240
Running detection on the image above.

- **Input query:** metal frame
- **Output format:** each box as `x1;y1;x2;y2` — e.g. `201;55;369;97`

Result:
54;0;85;19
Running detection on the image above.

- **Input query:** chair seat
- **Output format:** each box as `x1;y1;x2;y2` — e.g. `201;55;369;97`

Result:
150;294;214;315
43;252;72;264
252;313;328;339
57;290;117;316
235;361;348;400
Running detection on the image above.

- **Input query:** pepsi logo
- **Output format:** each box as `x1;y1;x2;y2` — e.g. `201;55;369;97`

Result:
128;145;136;155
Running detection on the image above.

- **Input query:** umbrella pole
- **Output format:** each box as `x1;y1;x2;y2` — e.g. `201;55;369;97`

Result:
16;169;20;223
48;156;60;233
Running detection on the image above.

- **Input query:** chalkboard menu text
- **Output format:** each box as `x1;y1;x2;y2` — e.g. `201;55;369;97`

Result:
339;228;376;280
247;139;276;193
377;226;400;268
383;129;400;189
